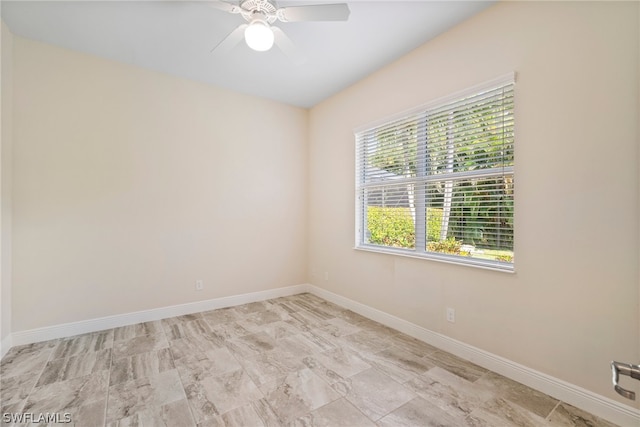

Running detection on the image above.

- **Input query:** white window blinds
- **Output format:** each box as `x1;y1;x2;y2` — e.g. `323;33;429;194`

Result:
355;74;515;271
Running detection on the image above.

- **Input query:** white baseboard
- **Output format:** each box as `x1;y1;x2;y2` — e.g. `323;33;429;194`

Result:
0;333;11;359
306;285;640;427
9;284;307;348
4;283;638;426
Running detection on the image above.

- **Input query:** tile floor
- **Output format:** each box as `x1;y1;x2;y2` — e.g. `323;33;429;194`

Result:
0;293;618;426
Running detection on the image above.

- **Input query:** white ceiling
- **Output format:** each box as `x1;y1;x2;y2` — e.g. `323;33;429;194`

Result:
1;0;494;108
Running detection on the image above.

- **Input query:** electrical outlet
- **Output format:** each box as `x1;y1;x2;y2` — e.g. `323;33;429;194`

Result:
324;272;329;281
446;307;455;323
195;280;203;291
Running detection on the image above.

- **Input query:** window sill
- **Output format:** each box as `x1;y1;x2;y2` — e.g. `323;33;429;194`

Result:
354;245;515;273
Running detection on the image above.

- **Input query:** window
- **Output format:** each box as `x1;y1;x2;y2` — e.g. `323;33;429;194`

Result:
355;74;515;271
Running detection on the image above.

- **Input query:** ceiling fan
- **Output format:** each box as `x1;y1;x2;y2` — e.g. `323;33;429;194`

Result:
209;0;350;54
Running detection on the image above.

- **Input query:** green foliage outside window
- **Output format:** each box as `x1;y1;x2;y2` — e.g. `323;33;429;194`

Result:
367;206;444;249
367;206;415;249
367;206;513;262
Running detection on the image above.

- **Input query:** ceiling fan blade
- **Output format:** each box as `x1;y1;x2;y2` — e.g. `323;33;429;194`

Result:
211;24;247;55
272;26;305;65
276;3;350;22
208;1;241;14
272;27;295;55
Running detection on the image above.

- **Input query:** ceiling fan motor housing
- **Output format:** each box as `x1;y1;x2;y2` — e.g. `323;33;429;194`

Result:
240;0;279;23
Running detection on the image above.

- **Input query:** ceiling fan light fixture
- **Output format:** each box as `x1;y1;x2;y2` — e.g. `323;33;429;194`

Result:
244;20;274;52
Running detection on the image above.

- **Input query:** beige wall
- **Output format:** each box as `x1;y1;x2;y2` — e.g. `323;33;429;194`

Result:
12;37;308;331
308;1;640;406
1;20;14;345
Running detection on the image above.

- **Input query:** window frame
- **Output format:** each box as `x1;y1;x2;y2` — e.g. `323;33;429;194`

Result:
354;73;515;273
